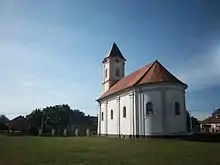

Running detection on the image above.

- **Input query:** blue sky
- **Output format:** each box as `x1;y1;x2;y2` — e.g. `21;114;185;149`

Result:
0;0;220;119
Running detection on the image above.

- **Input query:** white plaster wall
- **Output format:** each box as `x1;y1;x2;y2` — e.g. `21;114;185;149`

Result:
107;98;118;135
135;84;187;136
110;58;125;80
103;62;110;92
103;82;110;93
99;90;134;136
99;84;187;136
165;89;187;134
100;103;106;134
142;90;162;135
103;62;109;83
211;124;220;132
120;94;131;135
97;105;101;135
102;58;125;93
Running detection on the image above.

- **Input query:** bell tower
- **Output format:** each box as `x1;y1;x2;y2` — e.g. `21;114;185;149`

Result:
102;42;126;93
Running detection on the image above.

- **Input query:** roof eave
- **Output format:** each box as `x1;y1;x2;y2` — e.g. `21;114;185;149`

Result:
102;56;127;64
96;86;135;102
138;81;188;89
102;57;108;63
97;82;187;102
183;83;188;89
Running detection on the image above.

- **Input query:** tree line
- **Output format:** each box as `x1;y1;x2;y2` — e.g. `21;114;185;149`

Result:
1;106;214;135
0;114;9;130
0;104;97;136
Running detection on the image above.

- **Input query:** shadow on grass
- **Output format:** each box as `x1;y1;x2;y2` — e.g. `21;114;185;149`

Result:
181;133;220;143
149;133;220;143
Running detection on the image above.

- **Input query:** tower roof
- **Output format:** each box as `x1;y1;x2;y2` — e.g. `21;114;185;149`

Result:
98;60;187;100
102;43;126;63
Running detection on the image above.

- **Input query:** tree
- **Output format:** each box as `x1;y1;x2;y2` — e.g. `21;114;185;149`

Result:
26;109;43;135
26;104;97;135
0;123;8;130
212;108;220;115
0;115;9;124
0;115;9;130
186;110;199;132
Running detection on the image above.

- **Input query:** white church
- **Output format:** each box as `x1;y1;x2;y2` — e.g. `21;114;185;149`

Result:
96;43;188;137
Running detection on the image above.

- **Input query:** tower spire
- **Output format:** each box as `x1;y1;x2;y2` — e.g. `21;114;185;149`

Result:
102;42;126;63
102;42;126;93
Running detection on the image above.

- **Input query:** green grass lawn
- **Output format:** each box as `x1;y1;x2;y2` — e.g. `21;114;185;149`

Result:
0;136;220;165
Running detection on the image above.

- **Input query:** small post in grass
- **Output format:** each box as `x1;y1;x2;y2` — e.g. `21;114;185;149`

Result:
63;128;67;137
52;129;55;136
38;128;42;136
86;128;90;136
75;128;79;137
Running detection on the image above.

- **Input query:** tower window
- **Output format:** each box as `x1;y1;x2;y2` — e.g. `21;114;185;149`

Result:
116;59;119;63
115;68;120;77
105;69;108;78
123;106;126;118
174;102;180;115
101;112;104;121
146;102;153;115
110;109;113;119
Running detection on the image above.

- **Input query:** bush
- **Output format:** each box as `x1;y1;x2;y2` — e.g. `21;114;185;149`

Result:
0;122;8;130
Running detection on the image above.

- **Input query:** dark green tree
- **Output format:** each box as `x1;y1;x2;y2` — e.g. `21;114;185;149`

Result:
0;115;9;124
212;108;220;115
26;109;43;135
26;104;97;135
0;115;9;130
186;110;199;132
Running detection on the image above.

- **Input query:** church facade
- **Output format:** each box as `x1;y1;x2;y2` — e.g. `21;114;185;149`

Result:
96;43;188;137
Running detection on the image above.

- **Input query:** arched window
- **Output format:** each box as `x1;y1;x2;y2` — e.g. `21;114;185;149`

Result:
146;102;153;115
123;106;126;118
115;68;120;77
174;102;180;115
105;69;108;78
110;109;113;119
101;112;104;121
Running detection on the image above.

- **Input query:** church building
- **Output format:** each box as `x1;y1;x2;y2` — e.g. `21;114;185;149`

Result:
96;43;188;137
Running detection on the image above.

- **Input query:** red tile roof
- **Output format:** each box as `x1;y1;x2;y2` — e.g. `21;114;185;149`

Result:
98;60;187;100
139;60;186;85
201;115;220;124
